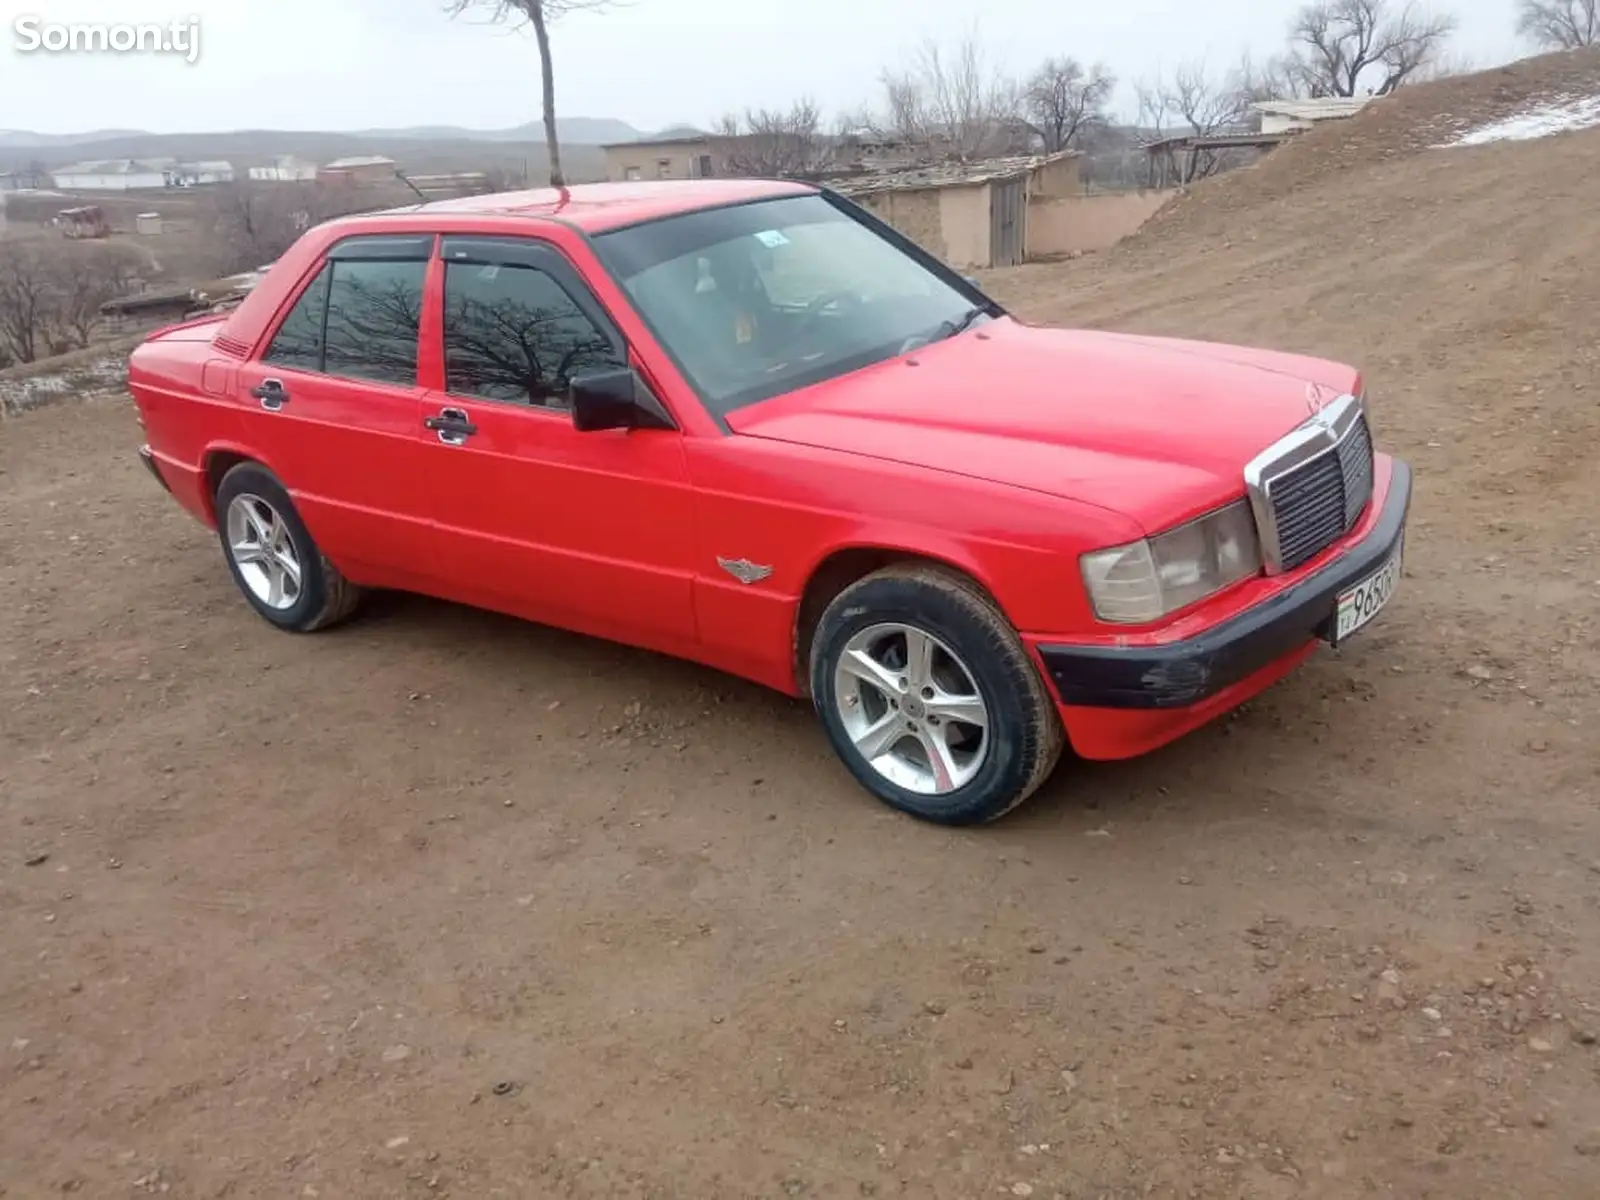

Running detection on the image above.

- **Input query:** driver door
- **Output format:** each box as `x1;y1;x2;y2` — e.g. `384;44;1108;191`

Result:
419;235;697;647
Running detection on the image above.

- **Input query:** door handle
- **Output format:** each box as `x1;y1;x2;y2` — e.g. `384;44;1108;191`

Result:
424;407;477;446
250;378;290;411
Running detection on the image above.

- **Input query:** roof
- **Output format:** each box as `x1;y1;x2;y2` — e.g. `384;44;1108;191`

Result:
1143;131;1295;152
599;133;714;150
182;160;234;173
53;158;172;176
394;178;814;232
829;150;1079;196
324;155;398;169
1252;97;1372;121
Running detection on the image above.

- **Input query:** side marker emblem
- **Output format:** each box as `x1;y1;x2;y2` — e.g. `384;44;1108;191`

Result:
717;557;773;585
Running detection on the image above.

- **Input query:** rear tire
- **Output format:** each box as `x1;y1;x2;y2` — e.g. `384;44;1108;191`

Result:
214;462;362;632
809;564;1064;825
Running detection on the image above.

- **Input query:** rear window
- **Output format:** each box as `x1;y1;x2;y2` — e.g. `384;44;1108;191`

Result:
261;242;427;387
323;260;426;387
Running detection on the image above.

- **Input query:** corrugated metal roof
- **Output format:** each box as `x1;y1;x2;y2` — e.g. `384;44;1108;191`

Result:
599;133;712;149
829;150;1078;196
54;158;173;176
1251;97;1372;120
324;155;398;169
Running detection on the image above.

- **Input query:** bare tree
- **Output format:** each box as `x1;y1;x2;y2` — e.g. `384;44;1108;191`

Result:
1022;58;1116;153
1284;0;1458;97
1136;60;1262;184
1516;0;1599;46
713;98;832;178
201;182;405;275
446;0;618;187
203;186;318;274
0;241;155;362
55;243;152;348
1137;60;1249;138
1230;50;1307;106
0;244;53;364
872;32;1025;158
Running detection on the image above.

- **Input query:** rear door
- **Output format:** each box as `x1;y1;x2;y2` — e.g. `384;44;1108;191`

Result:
417;234;697;646
235;233;439;589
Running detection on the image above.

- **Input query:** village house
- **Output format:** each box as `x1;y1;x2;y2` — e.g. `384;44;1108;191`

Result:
165;161;235;186
247;155;319;183
1252;96;1373;134
48;158;236;191
832;150;1085;270
600;128;975;184
50;158;169;191
318;155;400;185
601;134;719;182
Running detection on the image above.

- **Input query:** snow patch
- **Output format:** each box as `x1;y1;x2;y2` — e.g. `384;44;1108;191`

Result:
0;357;127;417
1437;93;1600;148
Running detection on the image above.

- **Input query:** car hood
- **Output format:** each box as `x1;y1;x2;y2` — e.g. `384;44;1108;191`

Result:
727;317;1362;533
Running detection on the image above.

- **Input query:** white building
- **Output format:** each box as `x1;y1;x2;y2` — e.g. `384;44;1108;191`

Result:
1252;97;1373;135
248;155;319;182
51;158;170;191
165;160;235;186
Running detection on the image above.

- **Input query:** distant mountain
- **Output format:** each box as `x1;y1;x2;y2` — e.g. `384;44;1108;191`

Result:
0;128;150;149
0;128;615;185
0;116;647;154
357;117;645;145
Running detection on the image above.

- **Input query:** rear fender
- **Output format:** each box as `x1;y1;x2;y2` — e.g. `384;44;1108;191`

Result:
194;439;284;526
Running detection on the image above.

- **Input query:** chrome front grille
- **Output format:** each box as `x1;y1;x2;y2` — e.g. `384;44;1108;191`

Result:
1243;394;1376;574
1338;416;1374;525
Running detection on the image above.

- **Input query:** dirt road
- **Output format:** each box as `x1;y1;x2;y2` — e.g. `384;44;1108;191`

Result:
4;68;1600;1200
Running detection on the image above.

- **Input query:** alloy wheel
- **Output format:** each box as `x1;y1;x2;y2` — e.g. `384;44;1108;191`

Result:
224;492;303;611
832;621;990;795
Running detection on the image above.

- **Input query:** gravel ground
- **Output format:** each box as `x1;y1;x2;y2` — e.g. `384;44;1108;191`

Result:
2;57;1599;1199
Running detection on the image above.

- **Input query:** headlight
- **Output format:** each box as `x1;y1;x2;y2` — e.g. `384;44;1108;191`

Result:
1080;501;1261;624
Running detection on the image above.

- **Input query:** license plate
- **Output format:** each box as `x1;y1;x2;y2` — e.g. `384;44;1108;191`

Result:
1332;536;1403;645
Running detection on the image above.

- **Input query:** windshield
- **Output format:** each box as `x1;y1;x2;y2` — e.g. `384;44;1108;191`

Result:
591;193;990;415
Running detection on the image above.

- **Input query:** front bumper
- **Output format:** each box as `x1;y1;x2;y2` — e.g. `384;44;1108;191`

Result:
1038;458;1412;711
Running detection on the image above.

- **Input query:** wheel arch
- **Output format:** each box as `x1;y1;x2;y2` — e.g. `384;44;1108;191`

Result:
201;443;275;523
791;542;1009;699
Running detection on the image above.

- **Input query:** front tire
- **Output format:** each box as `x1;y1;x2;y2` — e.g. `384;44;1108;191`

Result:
214;462;361;632
809;565;1064;825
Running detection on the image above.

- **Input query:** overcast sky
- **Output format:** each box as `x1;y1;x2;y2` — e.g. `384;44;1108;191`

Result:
3;0;1528;135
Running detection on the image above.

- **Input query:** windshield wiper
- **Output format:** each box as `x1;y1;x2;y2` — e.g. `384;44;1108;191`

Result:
930;305;990;343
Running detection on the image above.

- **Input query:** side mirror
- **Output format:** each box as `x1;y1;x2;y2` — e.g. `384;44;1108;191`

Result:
569;366;675;433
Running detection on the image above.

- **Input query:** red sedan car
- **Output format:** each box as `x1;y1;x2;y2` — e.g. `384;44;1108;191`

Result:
129;179;1410;825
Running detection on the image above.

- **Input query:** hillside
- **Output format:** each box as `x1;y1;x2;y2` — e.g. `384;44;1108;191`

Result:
355;117;642;144
0;127;149;149
991;46;1600;565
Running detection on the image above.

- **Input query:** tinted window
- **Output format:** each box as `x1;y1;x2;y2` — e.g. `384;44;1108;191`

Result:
263;263;331;371
322;259;426;386
443;261;623;406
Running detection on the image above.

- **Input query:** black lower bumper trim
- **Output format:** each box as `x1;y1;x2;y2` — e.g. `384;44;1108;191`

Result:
138;445;171;494
1040;459;1412;710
